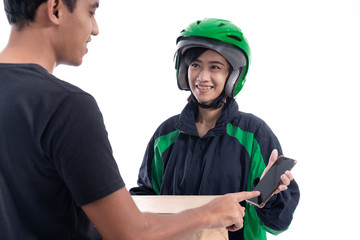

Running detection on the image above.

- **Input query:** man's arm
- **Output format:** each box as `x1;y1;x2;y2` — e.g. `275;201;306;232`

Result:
82;187;259;240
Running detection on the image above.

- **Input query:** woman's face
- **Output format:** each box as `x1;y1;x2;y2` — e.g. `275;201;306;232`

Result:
188;49;230;106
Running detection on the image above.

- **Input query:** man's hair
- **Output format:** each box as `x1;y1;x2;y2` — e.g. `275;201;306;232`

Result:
4;0;78;29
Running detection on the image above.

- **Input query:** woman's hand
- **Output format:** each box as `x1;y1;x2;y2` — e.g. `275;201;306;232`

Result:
260;149;294;195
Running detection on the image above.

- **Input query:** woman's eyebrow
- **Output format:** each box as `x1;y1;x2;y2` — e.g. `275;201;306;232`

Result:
193;59;225;65
209;61;225;66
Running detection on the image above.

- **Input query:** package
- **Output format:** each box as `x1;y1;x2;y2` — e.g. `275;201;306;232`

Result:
187;228;228;240
132;195;229;240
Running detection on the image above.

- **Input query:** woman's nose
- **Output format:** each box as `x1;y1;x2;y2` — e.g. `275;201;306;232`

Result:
197;69;210;81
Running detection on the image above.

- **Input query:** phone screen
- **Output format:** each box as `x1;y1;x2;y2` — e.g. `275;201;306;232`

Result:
246;156;296;208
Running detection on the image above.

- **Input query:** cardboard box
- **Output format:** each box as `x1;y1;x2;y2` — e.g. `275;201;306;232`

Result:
132;195;228;240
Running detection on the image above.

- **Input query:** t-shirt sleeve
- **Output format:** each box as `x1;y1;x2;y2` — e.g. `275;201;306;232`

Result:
43;93;125;206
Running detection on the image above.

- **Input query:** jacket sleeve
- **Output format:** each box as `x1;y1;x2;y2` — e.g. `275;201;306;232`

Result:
129;135;157;195
256;180;300;232
254;120;300;233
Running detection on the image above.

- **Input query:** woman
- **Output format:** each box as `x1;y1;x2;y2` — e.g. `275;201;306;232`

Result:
130;18;300;240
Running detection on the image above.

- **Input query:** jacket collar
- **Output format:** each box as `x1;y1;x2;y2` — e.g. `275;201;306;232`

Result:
175;98;239;137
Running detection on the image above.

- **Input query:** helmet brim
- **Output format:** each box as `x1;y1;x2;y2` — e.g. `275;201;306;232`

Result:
176;37;247;69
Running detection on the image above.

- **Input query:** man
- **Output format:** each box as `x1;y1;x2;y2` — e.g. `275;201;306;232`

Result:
0;0;259;239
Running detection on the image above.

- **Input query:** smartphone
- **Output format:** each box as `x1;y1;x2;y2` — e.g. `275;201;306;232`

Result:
246;156;297;208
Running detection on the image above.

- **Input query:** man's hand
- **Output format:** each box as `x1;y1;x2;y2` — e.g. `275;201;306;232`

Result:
261;149;294;195
200;191;260;232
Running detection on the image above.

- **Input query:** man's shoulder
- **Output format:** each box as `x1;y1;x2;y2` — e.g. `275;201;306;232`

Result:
0;63;90;98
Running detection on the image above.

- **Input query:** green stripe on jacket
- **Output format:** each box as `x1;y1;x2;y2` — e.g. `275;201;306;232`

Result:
151;129;180;194
227;123;278;239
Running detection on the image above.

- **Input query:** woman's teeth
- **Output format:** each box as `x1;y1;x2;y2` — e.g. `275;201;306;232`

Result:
197;85;213;90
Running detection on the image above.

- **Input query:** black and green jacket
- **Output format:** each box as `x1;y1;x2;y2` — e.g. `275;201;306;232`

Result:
130;98;300;240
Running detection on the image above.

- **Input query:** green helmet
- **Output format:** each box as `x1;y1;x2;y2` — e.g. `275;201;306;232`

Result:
175;18;251;98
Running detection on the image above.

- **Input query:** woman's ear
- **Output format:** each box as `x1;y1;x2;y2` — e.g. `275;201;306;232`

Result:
47;0;62;24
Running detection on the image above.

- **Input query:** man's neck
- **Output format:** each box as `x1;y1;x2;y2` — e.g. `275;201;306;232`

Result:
0;26;56;73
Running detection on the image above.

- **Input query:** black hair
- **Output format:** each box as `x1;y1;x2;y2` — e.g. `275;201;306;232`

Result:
4;0;78;29
183;47;209;67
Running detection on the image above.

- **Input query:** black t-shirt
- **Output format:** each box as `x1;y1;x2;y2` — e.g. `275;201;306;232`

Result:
0;64;125;239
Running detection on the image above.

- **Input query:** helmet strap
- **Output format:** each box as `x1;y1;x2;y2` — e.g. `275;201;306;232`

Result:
189;89;227;109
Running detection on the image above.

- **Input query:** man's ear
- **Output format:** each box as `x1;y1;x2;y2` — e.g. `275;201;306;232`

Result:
47;0;62;24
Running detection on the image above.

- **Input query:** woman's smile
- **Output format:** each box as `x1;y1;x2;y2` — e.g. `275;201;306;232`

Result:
196;84;214;92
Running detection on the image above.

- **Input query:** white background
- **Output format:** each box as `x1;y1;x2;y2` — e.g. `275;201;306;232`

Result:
1;0;359;239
